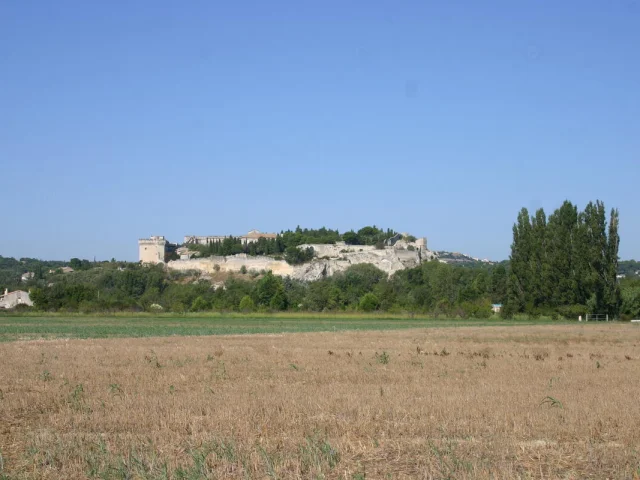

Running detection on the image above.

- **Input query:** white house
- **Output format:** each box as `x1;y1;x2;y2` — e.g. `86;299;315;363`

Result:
21;272;35;282
48;266;74;274
492;304;503;314
0;289;34;309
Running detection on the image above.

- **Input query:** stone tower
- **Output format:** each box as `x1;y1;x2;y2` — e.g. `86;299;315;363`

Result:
138;236;168;264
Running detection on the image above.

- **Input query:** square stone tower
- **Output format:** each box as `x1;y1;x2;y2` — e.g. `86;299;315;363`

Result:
138;236;168;264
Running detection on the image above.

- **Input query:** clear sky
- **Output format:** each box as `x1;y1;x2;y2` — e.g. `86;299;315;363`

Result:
1;1;638;262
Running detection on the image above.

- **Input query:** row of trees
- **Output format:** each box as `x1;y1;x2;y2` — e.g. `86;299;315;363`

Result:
24;260;509;316
505;200;621;316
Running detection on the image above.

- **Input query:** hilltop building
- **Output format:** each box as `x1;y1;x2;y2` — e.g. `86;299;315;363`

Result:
183;230;277;245
138;231;430;281
139;231;276;263
138;236;178;264
47;266;75;274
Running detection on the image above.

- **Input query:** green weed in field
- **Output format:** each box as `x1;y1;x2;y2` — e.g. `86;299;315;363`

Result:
375;351;390;365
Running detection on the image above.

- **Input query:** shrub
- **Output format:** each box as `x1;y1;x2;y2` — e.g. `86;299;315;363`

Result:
14;302;33;310
359;293;380;312
240;265;248;274
239;295;255;312
269;290;287;311
190;296;210;312
284;246;315;265
171;301;186;313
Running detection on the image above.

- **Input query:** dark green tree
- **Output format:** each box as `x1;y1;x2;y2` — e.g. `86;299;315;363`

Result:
255;271;286;309
359;292;380;312
342;231;360;245
505;208;532;313
490;264;507;304
529;208;550;307
604;208;621;316
546;201;579;307
581;201;608;312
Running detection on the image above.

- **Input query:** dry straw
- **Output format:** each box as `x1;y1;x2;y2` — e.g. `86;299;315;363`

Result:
1;324;639;479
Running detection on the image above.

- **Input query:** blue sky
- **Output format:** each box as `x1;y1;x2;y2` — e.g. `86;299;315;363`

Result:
1;1;638;261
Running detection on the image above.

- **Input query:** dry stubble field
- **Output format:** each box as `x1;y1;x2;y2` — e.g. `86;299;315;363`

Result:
1;324;640;479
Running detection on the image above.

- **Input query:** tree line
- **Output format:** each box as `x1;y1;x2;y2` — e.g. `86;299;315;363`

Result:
10;257;640;320
24;260;506;316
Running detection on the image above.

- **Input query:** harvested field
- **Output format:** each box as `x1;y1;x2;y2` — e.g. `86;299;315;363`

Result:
1;324;639;479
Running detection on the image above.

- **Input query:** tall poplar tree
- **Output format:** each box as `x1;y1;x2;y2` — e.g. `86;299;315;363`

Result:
582;201;608;312
506;208;532;313
605;208;621;315
546;201;579;307
529;208;549;307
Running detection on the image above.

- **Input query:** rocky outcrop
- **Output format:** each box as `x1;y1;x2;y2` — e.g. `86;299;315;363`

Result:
289;243;430;281
167;240;435;282
167;255;295;276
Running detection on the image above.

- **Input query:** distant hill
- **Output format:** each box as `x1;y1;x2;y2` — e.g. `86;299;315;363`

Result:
432;253;638;276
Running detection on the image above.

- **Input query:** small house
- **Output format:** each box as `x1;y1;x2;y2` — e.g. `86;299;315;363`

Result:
21;272;35;282
0;289;34;309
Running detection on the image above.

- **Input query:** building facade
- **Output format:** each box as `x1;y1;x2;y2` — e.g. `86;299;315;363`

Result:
183;230;278;246
138;236;173;264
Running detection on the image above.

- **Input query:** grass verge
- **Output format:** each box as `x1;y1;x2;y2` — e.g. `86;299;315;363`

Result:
0;314;564;342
